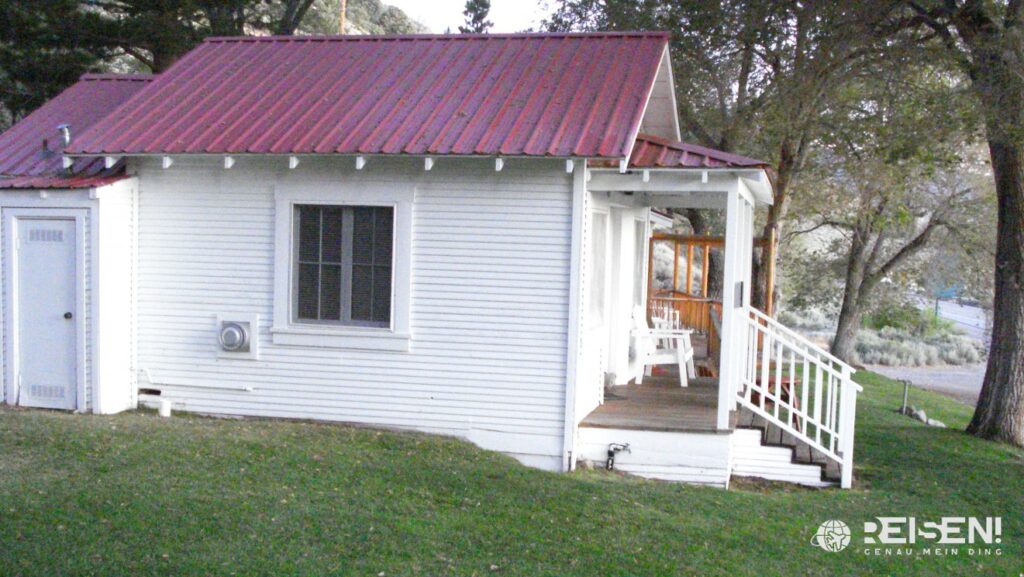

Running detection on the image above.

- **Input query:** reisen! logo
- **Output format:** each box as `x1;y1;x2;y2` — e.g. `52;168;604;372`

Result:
811;520;852;552
811;517;1003;557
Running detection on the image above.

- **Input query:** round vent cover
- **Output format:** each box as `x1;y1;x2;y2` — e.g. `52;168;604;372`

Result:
219;322;250;352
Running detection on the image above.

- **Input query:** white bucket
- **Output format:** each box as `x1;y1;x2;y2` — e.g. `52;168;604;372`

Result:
158;399;172;418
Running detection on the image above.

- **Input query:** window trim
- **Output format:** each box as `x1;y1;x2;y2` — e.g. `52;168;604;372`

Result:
272;183;413;352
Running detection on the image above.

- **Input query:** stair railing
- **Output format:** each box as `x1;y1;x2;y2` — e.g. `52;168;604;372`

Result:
738;307;861;488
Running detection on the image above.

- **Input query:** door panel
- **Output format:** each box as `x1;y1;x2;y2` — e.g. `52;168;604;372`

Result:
16;218;78;409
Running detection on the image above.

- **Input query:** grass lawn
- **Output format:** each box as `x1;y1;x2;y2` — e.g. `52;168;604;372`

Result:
0;371;1021;576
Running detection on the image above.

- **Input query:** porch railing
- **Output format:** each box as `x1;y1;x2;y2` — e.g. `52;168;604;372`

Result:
738;307;861;488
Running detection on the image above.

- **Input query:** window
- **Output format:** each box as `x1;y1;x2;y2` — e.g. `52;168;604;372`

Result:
273;183;412;351
294;205;393;327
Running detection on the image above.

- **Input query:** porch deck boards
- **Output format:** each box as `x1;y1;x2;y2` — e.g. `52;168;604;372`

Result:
581;372;736;433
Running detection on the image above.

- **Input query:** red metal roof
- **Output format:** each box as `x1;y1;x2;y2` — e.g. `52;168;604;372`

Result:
0;73;152;188
67;32;670;159
0;174;128;190
625;134;770;169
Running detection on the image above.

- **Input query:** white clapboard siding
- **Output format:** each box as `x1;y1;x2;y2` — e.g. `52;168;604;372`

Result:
94;179;137;413
135;156;573;470
577;426;733;487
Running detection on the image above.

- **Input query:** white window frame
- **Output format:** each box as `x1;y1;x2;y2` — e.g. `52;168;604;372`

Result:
271;183;413;352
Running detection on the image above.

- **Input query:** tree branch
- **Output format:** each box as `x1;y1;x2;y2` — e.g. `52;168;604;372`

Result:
864;217;945;289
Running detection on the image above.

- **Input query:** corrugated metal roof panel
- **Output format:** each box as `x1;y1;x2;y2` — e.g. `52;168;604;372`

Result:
626;134;770;169
67;32;669;159
0;74;152;180
0;174;127;189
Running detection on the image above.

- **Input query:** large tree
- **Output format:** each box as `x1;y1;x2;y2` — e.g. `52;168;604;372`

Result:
545;1;890;309
83;0;316;72
795;63;981;361
0;0;114;122
880;0;1024;446
0;0;318;123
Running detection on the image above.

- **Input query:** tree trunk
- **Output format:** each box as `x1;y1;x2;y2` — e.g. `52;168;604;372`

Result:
830;226;870;362
967;138;1024;445
831;295;862;363
752;144;798;313
957;15;1024;446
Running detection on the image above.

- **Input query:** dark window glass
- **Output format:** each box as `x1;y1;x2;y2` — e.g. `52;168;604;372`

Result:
320;264;342;321
351;264;373;321
297;263;319;319
321;206;345;264
294;205;393;326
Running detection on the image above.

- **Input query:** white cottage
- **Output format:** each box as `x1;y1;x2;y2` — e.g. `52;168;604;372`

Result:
0;32;860;488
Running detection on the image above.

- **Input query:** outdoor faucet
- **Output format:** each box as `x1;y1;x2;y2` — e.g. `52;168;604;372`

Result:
606;443;631;470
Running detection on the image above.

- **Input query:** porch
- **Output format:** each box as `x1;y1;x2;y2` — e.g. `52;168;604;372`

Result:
571;135;860;488
580;373;730;433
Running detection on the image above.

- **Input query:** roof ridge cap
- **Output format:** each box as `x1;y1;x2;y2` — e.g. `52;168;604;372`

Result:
202;31;671;43
80;73;156;82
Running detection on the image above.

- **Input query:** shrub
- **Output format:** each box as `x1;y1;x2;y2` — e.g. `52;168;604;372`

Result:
851;326;986;367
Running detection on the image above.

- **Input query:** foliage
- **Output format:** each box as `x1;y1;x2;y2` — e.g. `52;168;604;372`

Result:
298;0;426;35
0;0;426;126
0;371;1021;576
0;0;115;121
783;56;989;361
543;1;931;316
853;326;986;366
459;0;492;34
878;0;1024;445
862;301;951;337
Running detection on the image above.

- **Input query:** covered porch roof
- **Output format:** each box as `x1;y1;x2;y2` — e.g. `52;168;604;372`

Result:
588;133;775;208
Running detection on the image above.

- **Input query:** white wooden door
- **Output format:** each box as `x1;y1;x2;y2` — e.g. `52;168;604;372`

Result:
15;217;79;409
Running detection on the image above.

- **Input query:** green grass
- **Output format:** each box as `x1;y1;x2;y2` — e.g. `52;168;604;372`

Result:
1;371;1021;576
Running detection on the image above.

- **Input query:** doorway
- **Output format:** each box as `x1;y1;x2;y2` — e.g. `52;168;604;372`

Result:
4;210;85;410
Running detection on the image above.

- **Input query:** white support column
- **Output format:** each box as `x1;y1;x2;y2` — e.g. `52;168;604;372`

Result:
561;161;589;471
733;195;755;403
717;181;742;430
839;365;857;489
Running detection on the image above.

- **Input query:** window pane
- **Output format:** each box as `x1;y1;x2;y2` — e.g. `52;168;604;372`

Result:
372;266;392;323
320;264;342;320
373;207;393;264
321;206;345;264
298;206;320;262
352;207;374;265
351;264;373;321
297;263;319;319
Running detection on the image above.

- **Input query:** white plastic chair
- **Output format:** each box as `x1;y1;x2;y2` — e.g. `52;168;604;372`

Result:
632;306;696;387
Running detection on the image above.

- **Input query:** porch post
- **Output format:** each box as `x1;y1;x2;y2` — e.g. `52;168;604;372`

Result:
716;183;741;430
561;160;588;471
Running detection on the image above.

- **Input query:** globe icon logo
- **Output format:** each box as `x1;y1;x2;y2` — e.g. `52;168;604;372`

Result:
811;520;852;552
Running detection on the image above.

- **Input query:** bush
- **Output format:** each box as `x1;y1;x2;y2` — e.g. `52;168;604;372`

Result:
862;301;956;337
852;326;986;367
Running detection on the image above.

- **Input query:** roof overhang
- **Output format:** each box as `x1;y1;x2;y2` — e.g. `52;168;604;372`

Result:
588;167;774;207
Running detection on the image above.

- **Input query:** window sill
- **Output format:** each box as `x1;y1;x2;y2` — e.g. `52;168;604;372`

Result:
270;325;411;352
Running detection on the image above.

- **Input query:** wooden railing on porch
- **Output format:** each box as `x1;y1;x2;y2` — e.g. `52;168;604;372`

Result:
646;232;776;366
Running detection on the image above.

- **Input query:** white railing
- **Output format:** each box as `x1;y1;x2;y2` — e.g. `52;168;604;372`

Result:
738;307;862;488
